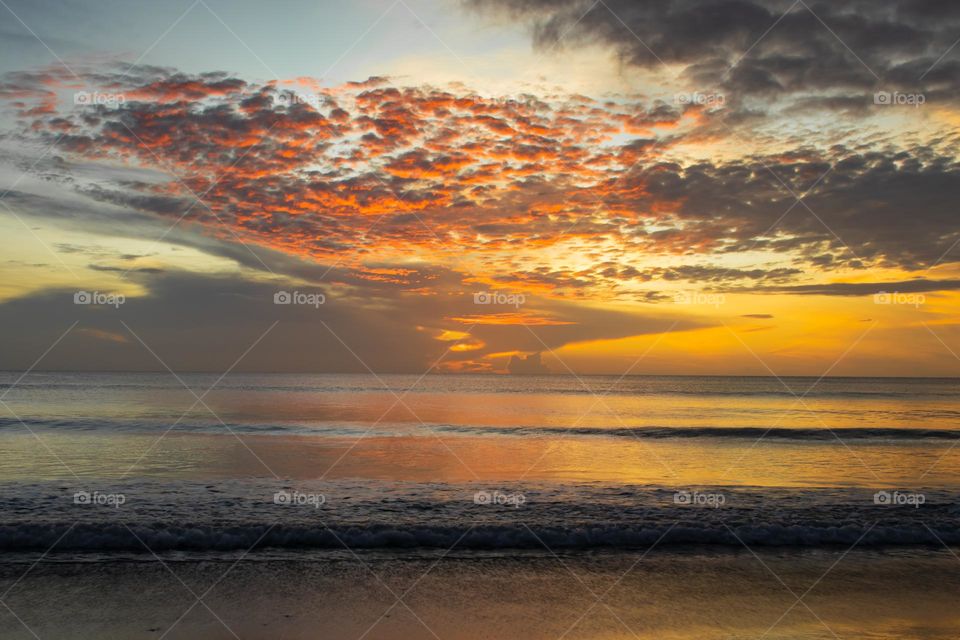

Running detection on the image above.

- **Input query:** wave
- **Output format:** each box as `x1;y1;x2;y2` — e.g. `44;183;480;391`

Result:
3;417;959;441
440;425;960;440
1;522;957;552
2;480;957;554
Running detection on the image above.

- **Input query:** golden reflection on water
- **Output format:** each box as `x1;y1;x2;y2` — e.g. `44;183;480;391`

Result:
2;430;959;488
200;389;960;431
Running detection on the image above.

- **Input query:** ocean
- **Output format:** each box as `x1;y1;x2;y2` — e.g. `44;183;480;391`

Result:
1;373;959;638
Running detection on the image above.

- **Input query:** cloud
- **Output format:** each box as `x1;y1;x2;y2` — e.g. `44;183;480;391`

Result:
470;0;960;106
730;278;960;296
0;267;704;373
3;63;960;316
627;150;960;270
508;352;550;374
632;265;802;283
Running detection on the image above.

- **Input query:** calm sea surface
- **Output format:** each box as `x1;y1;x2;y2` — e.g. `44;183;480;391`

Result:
0;372;958;552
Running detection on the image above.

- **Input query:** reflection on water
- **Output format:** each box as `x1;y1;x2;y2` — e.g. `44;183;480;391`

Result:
4;372;960;432
1;372;959;487
1;423;959;488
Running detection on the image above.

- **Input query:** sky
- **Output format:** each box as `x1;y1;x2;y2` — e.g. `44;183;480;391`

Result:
1;0;959;376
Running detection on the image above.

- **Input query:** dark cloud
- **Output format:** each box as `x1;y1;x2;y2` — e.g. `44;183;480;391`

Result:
0;269;704;372
88;263;165;274
471;0;960;104
730;278;960;296
624;149;960;270
636;264;802;283
508;352;550;374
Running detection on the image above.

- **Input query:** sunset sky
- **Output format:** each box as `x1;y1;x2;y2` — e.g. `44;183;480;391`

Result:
1;0;959;375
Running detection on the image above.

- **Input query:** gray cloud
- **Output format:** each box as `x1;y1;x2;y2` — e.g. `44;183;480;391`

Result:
0;269;705;372
471;0;960;105
624;148;960;270
729;278;960;296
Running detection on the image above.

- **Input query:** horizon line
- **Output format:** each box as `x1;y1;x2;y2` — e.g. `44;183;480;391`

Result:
1;370;957;380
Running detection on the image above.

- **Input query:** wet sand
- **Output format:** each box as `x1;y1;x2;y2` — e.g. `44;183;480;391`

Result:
2;549;958;639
